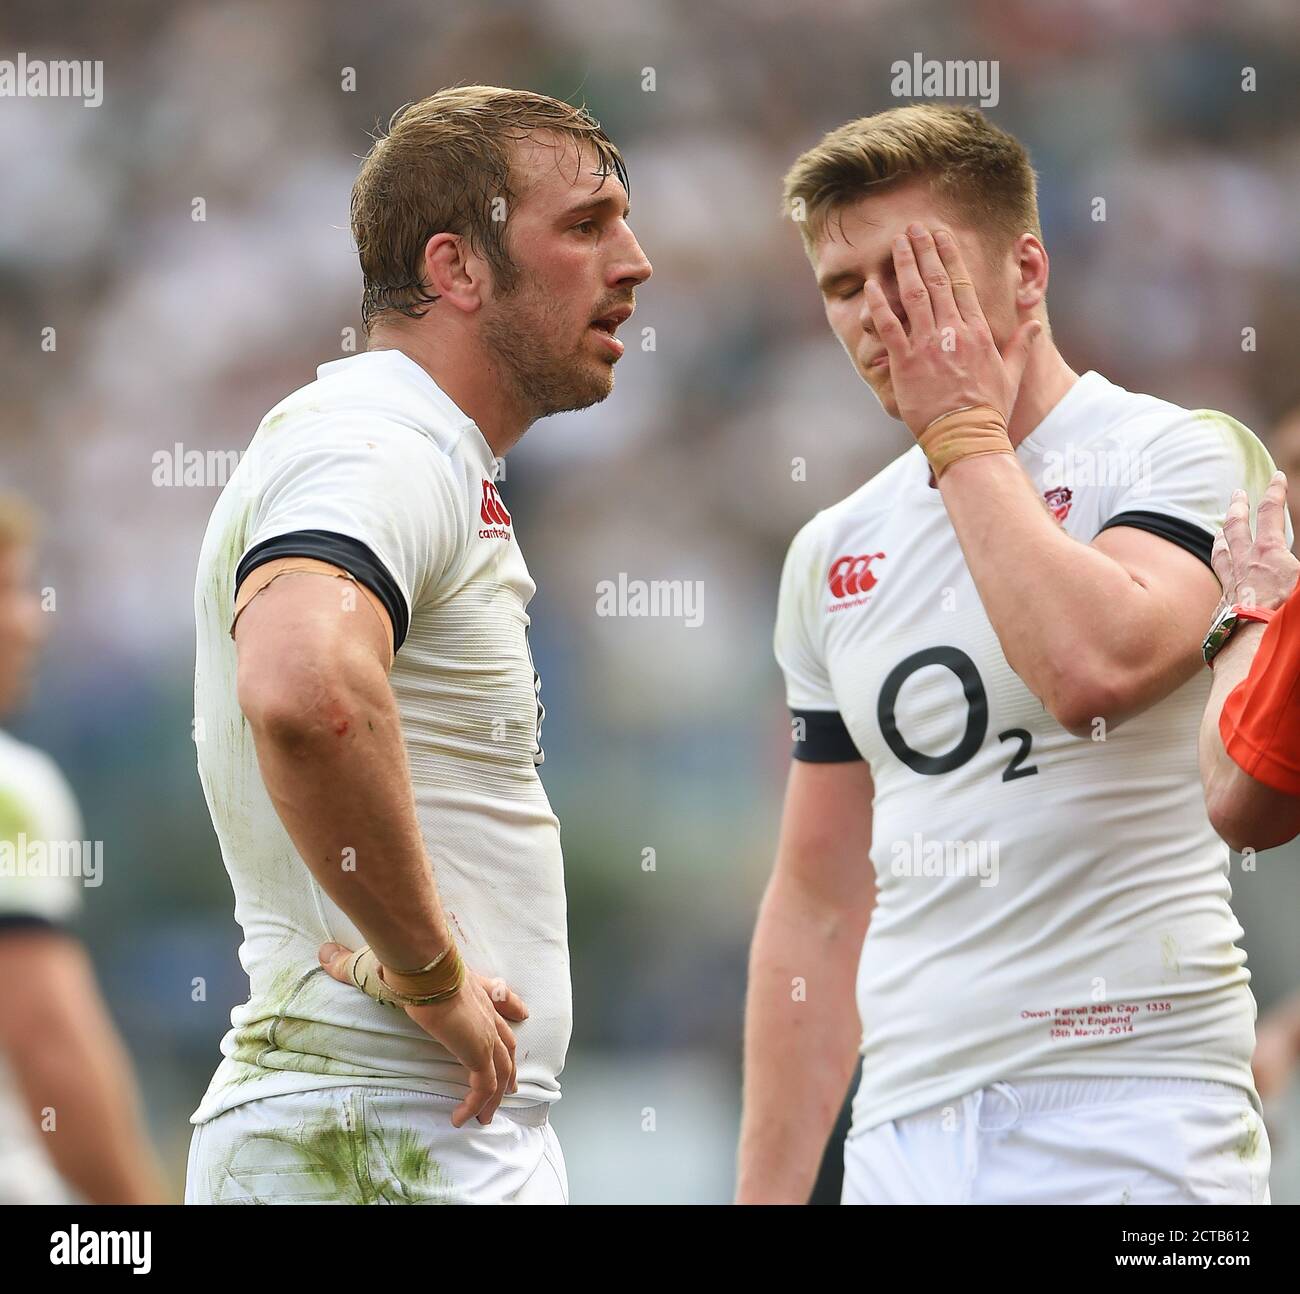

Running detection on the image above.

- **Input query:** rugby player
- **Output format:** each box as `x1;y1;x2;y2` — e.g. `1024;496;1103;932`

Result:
738;105;1280;1205
186;87;650;1204
0;496;165;1202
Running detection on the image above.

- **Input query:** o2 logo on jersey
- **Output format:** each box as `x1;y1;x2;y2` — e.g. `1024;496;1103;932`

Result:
479;480;512;540
878;645;1039;783
1044;485;1072;522
828;552;885;604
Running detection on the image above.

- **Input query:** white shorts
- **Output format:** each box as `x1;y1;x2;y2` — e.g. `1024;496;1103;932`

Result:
185;1085;567;1205
843;1075;1270;1205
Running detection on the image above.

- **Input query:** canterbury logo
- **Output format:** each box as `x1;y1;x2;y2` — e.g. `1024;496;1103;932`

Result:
828;552;885;599
480;480;512;527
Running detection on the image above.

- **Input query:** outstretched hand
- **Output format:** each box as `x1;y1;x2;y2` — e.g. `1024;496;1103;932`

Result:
1210;472;1298;614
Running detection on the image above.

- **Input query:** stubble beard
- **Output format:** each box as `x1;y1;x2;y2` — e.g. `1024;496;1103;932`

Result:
480;275;615;421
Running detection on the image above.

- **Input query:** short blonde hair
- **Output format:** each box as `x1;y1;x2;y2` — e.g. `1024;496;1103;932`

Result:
351;84;628;332
783;104;1041;256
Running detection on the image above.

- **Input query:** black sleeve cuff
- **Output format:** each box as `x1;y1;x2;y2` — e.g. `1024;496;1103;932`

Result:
1097;511;1214;568
791;708;864;763
236;530;410;650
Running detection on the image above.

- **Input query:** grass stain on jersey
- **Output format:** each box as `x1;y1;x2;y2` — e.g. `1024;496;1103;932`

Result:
225;964;322;1080
223;964;410;1086
1159;934;1181;977
0;785;37;844
1193;410;1280;519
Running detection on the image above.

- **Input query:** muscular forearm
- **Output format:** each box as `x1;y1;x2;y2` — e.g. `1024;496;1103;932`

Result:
736;875;869;1204
1199;622;1265;793
938;452;1194;727
244;644;449;970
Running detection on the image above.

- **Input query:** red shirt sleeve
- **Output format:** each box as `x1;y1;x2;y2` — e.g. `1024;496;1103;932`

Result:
1219;589;1300;794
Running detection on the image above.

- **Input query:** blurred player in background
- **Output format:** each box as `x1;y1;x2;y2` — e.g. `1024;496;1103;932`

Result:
185;87;651;1204
0;496;165;1203
1253;987;1300;1108
1265;408;1300;516
739;105;1280;1205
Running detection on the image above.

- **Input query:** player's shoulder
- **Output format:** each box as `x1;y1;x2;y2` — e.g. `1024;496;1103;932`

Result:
785;445;923;564
1082;371;1260;453
253;350;475;469
0;727;67;795
0;729;84;924
1085;372;1275;500
0;729;79;836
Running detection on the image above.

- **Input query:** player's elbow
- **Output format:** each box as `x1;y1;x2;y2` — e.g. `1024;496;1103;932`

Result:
1205;779;1300;854
1206;791;1265;853
1043;671;1124;739
237;640;372;748
1049;703;1101;740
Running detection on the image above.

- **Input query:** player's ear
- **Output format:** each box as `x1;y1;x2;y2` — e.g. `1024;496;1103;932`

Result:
1014;233;1048;309
422;232;484;313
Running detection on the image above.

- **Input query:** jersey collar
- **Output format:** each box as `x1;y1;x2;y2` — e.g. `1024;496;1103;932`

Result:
1015;370;1113;461
317;349;499;477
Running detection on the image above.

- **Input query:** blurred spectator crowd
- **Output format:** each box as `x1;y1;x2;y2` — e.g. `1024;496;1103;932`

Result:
3;0;1300;1198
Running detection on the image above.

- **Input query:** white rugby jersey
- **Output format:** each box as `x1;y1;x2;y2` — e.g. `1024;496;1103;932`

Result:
191;349;569;1123
0;729;84;926
0;728;84;1202
775;371;1282;1131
